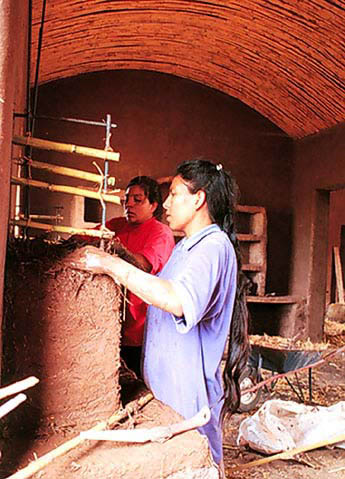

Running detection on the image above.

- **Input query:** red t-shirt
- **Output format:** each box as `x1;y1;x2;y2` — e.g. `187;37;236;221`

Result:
105;216;175;346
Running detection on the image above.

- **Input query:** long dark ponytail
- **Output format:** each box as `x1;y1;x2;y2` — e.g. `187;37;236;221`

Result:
176;158;250;420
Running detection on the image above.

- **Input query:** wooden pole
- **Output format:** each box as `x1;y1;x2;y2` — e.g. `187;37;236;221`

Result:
5;392;154;479
0;394;27;419
228;430;345;470
333;246;344;303
11;176;122;205
0;376;39;400
10;220;115;238
27;159;117;186
81;405;210;442
12;135;120;162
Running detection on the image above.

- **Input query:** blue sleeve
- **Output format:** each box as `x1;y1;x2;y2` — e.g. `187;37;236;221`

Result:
170;238;235;333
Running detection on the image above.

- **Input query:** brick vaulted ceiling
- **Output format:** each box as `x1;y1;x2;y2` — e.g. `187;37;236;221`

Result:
31;0;345;139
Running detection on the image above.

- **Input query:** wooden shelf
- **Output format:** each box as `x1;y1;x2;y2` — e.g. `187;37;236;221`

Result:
237;205;265;214
237;205;267;296
174;203;268;296
242;263;264;272
246;295;306;337
247;295;303;304
237;233;262;242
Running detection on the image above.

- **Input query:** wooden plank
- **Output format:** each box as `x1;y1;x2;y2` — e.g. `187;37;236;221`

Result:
333;246;345;303
237;233;262;242
242;263;263;272
247;295;303;304
236;205;266;214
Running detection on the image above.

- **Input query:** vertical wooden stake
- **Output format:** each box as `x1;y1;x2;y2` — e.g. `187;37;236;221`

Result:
333;246;345;303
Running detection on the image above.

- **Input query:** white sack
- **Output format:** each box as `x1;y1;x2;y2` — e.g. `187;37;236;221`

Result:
237;399;345;455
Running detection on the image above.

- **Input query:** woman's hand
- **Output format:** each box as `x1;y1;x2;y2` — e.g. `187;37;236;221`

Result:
68;246;183;315
69;245;114;275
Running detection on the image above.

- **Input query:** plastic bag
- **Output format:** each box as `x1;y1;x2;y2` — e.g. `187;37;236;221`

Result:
237;399;345;454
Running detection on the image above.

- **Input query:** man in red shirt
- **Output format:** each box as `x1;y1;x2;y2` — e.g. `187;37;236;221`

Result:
104;176;175;377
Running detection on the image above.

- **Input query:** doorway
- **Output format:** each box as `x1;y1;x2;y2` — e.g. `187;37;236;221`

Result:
326;189;345;306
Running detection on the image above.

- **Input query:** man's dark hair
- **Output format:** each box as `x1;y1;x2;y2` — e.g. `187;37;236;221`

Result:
127;176;163;220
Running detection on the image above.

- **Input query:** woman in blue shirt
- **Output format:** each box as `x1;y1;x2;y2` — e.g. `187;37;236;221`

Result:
76;159;249;473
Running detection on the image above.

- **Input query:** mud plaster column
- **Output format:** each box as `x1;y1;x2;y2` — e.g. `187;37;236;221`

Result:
4;242;220;479
4;243;122;433
0;0;28;375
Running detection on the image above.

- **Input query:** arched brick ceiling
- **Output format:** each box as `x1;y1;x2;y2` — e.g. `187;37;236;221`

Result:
31;0;345;139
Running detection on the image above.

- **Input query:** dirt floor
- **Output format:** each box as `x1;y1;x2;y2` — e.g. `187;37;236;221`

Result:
223;321;345;479
3;317;345;478
0;365;217;479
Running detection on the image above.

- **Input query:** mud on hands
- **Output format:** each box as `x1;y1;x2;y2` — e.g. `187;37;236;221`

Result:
67;245;120;278
69;245;183;316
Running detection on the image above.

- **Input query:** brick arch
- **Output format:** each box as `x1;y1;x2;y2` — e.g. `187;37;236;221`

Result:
31;0;345;139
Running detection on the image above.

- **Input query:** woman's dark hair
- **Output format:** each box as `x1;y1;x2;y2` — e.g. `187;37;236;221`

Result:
127;176;164;220
176;158;250;420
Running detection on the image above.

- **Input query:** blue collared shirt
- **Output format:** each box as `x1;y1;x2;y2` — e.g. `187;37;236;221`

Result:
142;224;237;464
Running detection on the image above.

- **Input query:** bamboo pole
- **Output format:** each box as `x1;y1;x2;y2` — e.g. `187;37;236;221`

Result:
228;430;345;470
5;392;154;479
81;405;210;442
333;246;345;303
23;214;63;221
27;159;117;186
0;376;39;400
10;220;115;238
11;176;121;205
12;135;120;162
0;394;27;419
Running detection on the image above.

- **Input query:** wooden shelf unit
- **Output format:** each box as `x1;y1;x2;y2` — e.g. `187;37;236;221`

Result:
235;207;307;338
236;205;267;296
173;204;268;296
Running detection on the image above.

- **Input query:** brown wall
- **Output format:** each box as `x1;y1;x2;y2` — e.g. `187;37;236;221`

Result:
31;70;293;294
292;122;345;338
0;0;28;368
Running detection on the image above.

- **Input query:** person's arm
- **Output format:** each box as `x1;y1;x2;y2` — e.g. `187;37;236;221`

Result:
72;246;183;317
132;225;175;275
116;244;152;272
70;234;151;272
